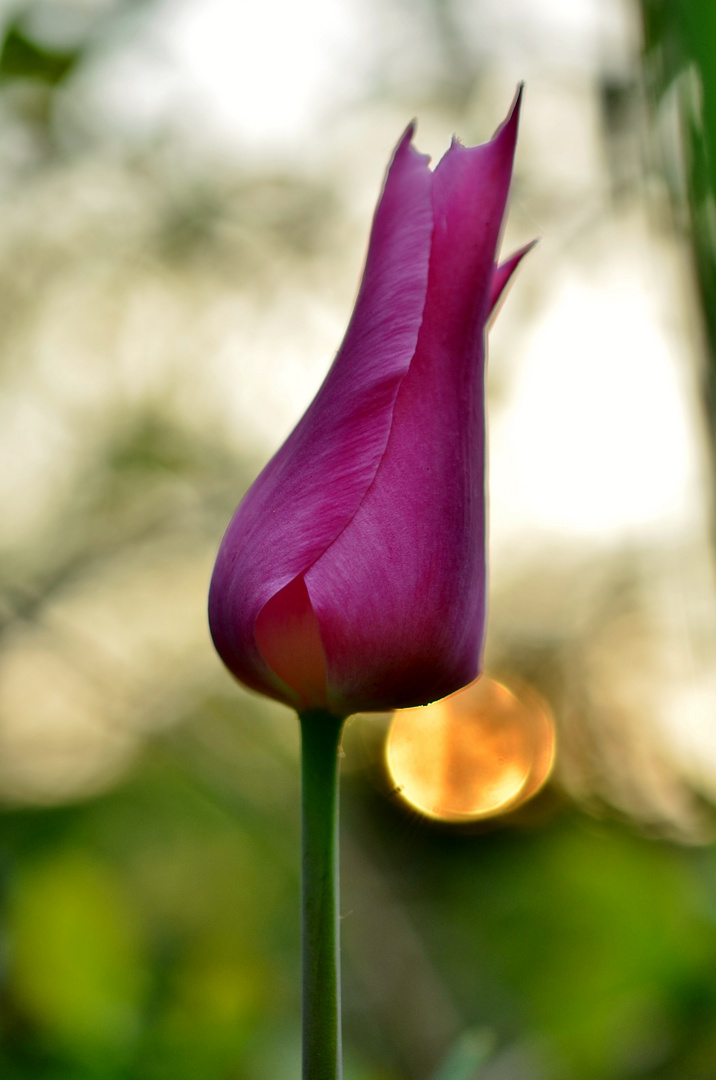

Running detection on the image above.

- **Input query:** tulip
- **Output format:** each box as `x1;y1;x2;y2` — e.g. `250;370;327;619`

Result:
209;93;531;1080
209;90;530;721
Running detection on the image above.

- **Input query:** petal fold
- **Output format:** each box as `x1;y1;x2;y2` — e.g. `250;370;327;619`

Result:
254;574;328;710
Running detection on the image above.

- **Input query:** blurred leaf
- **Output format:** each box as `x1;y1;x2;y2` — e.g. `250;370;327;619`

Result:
7;849;147;1060
0;24;78;86
641;0;716;471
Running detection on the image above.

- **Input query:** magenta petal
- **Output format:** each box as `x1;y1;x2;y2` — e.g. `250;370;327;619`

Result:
254;574;328;708
209;126;434;703
306;93;522;714
489;240;538;317
209;91;528;715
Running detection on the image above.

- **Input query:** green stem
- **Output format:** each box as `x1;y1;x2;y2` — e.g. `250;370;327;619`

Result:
299;708;347;1080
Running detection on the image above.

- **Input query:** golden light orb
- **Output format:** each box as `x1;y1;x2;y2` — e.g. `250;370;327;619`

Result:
386;676;555;822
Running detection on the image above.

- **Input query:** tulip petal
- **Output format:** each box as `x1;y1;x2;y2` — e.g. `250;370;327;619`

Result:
489;239;538;317
254;574;328;709
306;92;522;713
209;125;434;701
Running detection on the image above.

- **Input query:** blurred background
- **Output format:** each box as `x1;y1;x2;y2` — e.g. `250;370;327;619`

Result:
1;0;716;1077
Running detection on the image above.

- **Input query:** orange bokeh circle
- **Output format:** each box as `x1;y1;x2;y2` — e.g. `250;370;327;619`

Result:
386;676;555;821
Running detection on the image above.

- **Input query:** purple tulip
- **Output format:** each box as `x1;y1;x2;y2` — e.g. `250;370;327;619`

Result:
209;90;531;718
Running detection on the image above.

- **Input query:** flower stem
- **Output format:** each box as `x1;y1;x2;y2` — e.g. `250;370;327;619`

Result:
298;708;347;1080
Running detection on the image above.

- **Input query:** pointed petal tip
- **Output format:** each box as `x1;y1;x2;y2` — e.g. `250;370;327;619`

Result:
492;83;524;147
394;119;432;167
510;82;525;117
515;236;540;258
501;237;540;279
488;236;538;316
397;119;416;148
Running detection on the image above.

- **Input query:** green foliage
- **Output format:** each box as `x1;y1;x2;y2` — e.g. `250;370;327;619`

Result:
7;850;146;1059
342;775;716;1080
0;25;78;86
0;732;300;1079
641;0;716;459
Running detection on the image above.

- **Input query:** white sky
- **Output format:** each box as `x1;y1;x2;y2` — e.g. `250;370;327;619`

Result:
58;0;706;550
62;0;636;157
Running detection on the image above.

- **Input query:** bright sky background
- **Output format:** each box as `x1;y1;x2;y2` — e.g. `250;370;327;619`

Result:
0;0;700;547
63;0;635;155
5;0;699;550
72;0;700;544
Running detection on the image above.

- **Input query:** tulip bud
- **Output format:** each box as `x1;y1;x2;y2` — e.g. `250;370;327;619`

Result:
209;90;532;717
